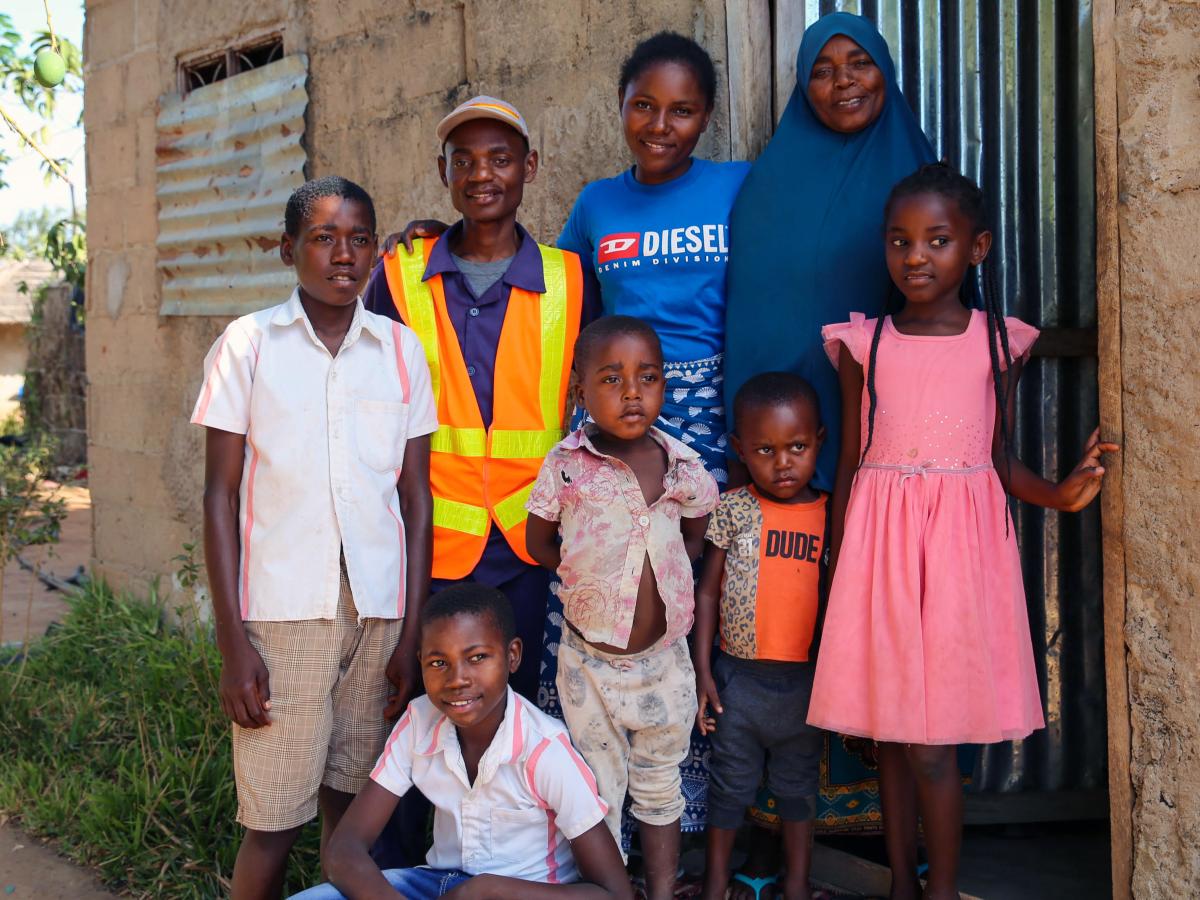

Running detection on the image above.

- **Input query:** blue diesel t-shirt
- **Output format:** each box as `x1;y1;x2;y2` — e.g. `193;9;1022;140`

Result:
557;158;751;363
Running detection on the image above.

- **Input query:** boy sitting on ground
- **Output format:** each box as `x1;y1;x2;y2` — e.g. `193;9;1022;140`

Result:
293;584;633;900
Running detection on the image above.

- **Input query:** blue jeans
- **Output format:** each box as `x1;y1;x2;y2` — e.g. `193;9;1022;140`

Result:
290;867;471;899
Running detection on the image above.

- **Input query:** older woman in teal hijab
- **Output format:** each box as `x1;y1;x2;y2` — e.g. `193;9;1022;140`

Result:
718;13;936;900
724;13;935;492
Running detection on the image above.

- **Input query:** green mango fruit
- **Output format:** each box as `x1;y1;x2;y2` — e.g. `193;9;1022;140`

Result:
34;49;67;88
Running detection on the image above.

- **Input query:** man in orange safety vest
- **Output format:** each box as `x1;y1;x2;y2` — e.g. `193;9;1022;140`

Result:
363;96;598;705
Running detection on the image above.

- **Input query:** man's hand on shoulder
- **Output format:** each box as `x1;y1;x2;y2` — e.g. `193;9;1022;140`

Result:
381;220;451;257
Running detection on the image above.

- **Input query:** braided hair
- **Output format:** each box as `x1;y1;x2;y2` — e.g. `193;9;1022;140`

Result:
865;163;1017;524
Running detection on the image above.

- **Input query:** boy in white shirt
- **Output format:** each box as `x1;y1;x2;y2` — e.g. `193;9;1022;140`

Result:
294;585;632;900
193;176;438;899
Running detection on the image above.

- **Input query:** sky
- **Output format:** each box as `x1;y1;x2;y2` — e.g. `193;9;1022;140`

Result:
0;1;85;225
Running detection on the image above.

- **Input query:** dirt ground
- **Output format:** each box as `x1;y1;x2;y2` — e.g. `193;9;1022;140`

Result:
0;482;90;647
0;822;115;899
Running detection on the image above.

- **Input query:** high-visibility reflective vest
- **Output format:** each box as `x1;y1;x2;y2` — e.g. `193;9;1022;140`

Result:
382;237;583;579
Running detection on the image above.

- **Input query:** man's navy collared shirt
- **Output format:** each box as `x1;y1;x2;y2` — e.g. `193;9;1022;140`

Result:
363;221;599;585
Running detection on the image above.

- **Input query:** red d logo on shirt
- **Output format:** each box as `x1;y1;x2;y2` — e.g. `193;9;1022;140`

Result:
597;233;641;263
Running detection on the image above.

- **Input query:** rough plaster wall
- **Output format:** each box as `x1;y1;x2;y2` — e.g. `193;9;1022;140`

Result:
85;0;730;593
1114;2;1200;896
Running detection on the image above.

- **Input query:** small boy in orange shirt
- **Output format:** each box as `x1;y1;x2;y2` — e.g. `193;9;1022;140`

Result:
691;372;828;900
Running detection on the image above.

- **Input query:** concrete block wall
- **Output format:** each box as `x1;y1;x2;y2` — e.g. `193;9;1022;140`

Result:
86;0;183;586
84;0;729;591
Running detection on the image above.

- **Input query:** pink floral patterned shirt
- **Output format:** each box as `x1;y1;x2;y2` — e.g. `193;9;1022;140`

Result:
526;425;719;649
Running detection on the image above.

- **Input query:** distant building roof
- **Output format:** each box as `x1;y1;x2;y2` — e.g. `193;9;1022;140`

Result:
0;259;56;324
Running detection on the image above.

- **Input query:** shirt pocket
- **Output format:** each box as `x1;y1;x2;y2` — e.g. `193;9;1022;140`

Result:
355;398;410;472
488;806;549;863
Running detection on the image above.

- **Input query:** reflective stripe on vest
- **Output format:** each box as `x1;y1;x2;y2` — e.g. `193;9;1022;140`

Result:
432;482;532;537
432;496;489;536
493;483;535;531
430;425;486;457
536;244;568;432
395;246;440;401
389;244;569;460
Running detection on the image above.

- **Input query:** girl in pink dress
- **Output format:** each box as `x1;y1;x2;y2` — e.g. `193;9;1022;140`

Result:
807;164;1117;900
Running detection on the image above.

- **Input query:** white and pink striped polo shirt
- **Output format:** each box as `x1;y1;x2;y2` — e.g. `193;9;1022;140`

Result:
372;689;608;883
190;288;438;621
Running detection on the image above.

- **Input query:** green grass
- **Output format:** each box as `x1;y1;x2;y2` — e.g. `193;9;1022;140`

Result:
0;579;321;897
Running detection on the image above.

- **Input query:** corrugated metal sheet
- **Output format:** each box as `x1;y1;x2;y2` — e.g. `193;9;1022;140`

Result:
782;2;1103;798
157;54;308;317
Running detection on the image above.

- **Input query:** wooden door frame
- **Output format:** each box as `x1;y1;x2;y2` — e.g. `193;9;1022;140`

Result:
1092;1;1133;897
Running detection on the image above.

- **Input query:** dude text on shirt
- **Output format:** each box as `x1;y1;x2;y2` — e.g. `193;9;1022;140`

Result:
764;529;822;562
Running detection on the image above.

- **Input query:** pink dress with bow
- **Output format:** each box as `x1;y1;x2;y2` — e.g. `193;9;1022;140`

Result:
807;310;1045;745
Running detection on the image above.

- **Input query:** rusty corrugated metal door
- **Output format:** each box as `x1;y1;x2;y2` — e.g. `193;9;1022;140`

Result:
779;0;1104;800
157;54;309;316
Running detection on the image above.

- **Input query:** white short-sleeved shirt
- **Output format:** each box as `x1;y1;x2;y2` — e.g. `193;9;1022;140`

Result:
190;289;438;621
372;689;608;883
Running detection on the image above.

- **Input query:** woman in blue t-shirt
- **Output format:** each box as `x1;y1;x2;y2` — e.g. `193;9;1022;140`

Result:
555;32;748;486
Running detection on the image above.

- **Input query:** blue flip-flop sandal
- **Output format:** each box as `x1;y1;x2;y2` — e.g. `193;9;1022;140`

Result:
730;872;778;900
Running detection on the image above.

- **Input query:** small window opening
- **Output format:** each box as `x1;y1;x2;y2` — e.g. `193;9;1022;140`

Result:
183;54;227;91
179;35;285;94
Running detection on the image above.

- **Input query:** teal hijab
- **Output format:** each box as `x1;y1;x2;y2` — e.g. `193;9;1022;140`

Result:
724;13;935;490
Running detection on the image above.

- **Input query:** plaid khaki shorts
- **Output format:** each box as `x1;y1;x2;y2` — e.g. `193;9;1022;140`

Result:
233;564;403;831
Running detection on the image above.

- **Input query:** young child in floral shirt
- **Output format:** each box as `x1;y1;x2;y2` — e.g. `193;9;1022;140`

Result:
525;316;719;900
